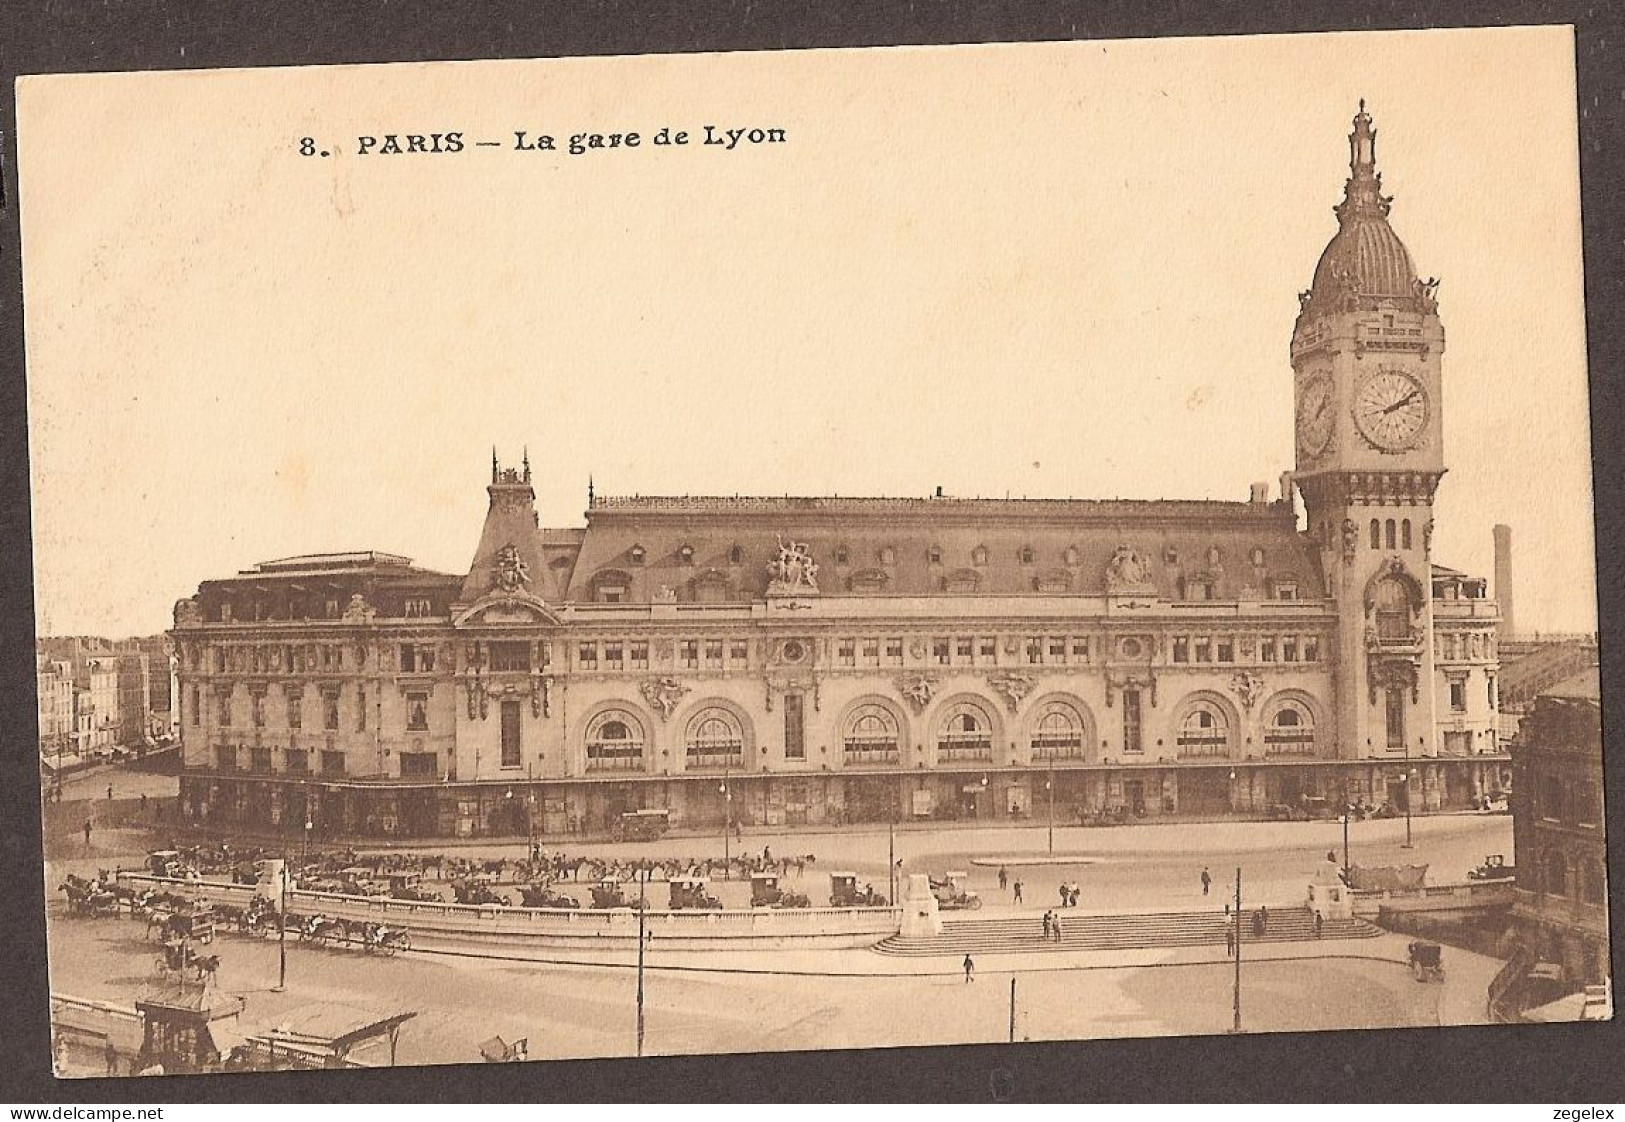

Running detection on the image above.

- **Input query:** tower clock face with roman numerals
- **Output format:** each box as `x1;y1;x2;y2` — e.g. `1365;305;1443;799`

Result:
1296;375;1335;458
1353;370;1429;451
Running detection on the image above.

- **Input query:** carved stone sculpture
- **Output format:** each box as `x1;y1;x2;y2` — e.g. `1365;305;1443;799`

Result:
896;673;938;713
1106;544;1156;592
640;677;691;721
766;536;819;594
493;543;531;594
987;672;1036;713
173;598;202;628
1230;672;1265;711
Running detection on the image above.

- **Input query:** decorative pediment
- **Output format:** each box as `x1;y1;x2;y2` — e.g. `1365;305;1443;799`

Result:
452;589;560;628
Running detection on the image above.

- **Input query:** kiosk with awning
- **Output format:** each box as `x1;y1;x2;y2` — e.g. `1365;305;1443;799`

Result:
133;982;248;1075
247;1003;417;1068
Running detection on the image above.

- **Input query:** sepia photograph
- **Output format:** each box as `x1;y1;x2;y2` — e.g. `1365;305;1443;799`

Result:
13;24;1608;1081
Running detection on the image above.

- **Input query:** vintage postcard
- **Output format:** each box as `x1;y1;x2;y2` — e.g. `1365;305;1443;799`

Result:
16;26;1606;1078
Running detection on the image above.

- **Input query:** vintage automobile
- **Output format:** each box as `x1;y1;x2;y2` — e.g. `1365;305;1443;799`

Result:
749;872;811;909
147;850;183;878
589;876;646;910
1407;940;1444;982
517;883;580;909
387;871;441;902
613;808;671;842
337;866;389;897
930;871;982;910
668;876;723;910
451;879;511;907
828;872;887;908
1467;854;1517;881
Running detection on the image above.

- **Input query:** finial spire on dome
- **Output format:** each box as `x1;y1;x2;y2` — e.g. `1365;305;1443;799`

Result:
491;446;499;483
522;445;531;483
1335;99;1392;226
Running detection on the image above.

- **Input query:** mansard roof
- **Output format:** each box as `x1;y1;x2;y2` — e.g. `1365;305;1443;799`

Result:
552;492;1324;603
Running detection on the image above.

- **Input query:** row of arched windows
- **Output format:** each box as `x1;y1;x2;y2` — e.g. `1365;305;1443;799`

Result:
581;693;1319;770
1368;518;1415;551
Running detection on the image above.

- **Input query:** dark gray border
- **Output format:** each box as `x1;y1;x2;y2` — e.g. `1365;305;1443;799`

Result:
1;0;1620;1103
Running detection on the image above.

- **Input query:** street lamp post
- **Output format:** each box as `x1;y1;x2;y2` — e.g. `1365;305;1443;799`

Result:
1231;866;1242;1034
721;765;732;879
1397;767;1415;849
273;860;289;993
888;817;897;906
636;868;650;1056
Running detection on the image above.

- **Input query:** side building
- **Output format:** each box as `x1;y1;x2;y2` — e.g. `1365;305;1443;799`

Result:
1493;666;1609;1019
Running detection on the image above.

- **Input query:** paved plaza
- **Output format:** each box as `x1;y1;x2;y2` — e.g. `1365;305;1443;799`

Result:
40;763;1514;1069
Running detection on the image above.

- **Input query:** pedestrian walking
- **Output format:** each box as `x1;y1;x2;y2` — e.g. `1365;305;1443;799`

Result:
1200;866;1211;896
140;793;149;816
1327;850;1337;865
963;954;975;983
83;818;92;847
1314;912;1324;938
1042;910;1053;939
1013;879;1023;905
1069;883;1080;908
106;782;114;801
1051;916;1063;943
1058;883;1069;908
1225;927;1235;957
998;866;1008;891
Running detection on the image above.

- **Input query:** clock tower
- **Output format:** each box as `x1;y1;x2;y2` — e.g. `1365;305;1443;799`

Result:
1291;102;1445;776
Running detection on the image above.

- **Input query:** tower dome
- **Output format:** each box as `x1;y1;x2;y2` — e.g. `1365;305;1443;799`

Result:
1299;102;1437;321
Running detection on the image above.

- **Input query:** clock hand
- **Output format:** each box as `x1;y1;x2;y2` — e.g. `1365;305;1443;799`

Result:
1381;390;1419;415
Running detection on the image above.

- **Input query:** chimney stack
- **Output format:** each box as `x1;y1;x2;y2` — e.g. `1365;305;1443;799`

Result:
1249;481;1269;504
1493;524;1515;637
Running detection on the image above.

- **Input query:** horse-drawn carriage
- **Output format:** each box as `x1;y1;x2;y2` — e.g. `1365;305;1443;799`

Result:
930;871;982;910
338;866;389;897
828;872;887;908
153;936;221;984
613;808;670;842
749;872;810;909
1408;940;1444;982
669;877;723;910
58;874;120;917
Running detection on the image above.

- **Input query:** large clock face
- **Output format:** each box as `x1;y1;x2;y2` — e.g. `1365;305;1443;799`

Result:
1296;376;1334;458
1353;370;1429;451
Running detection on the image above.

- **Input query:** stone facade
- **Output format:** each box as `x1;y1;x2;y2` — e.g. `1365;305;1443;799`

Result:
170;106;1509;840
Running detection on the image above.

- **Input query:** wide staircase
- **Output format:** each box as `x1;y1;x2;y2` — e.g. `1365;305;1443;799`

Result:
873;905;1381;957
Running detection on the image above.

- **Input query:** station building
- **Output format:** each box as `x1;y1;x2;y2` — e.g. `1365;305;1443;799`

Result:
171;105;1507;839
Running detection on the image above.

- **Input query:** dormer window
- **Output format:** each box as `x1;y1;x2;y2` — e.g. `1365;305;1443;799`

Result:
835;546;850;565
1063;546;1080;567
1251;548;1266;567
629;545;646;565
728;544;744;565
1019;546;1035;565
678;544;695;565
972;545;989;567
879;547;896;566
927;546;942;565
1273;581;1299;601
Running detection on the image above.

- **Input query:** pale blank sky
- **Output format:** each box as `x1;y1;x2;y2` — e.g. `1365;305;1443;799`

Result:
17;27;1594;637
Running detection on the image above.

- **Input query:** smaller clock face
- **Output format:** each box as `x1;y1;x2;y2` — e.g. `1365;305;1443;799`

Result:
1296;376;1334;457
1353;370;1429;451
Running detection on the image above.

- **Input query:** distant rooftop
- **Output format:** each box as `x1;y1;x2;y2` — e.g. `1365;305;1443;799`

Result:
251;552;415;573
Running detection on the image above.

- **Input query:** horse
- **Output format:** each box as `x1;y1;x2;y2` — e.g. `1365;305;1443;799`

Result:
192;953;221;985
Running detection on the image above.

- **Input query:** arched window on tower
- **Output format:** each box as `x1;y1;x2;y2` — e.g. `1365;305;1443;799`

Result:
1402;520;1413;550
1375;577;1412;642
1370;519;1380;550
1385;519;1397;550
